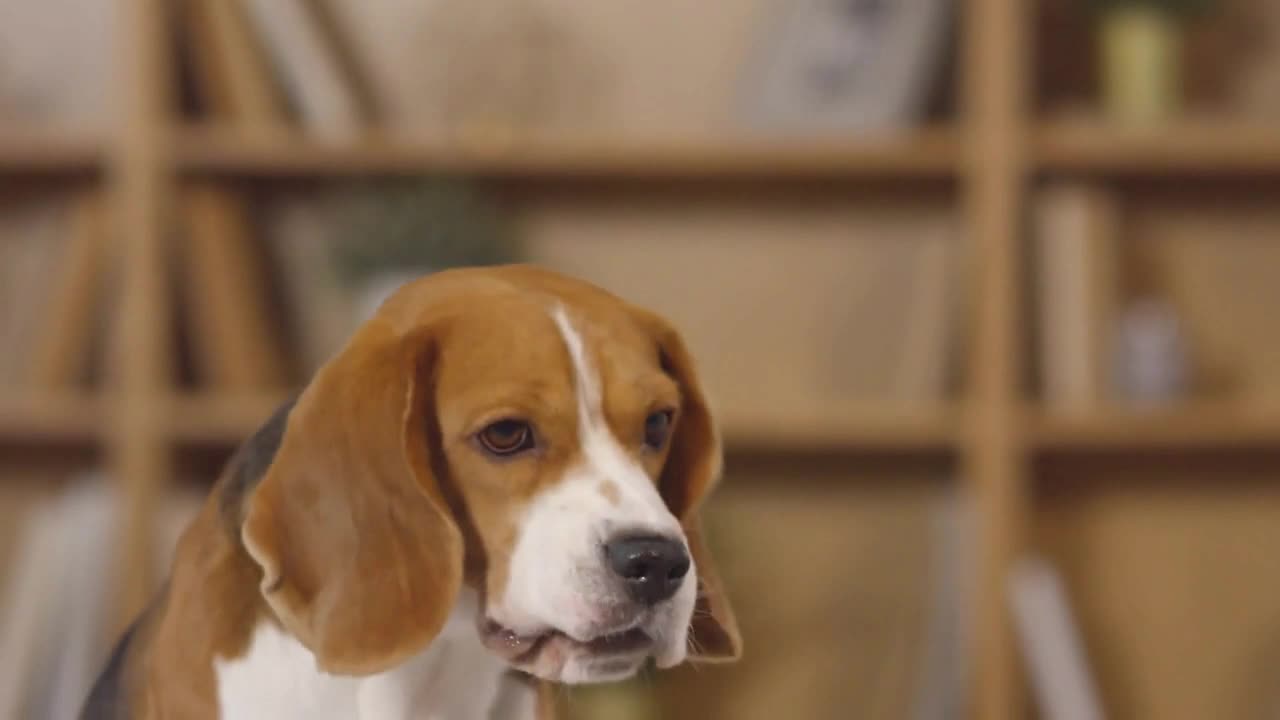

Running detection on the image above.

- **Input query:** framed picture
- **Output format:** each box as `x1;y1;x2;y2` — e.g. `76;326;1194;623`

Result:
739;0;953;133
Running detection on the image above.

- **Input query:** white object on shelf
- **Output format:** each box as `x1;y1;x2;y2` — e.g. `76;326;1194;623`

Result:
740;0;953;133
1008;556;1105;720
0;476;204;719
1112;298;1188;407
44;482;115;720
912;485;973;720
0;502;64;718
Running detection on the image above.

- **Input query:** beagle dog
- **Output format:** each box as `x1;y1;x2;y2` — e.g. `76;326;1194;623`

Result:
81;265;740;719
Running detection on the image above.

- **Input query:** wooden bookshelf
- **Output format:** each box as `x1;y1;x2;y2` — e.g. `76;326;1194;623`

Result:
178;126;962;180
0;0;1277;718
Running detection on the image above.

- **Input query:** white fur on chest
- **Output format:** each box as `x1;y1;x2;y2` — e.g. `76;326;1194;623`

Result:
214;591;530;720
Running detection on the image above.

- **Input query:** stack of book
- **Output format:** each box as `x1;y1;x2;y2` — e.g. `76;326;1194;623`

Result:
0;194;109;392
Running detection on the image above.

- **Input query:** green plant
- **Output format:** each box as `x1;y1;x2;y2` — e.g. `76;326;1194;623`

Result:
328;178;517;288
1088;0;1213;18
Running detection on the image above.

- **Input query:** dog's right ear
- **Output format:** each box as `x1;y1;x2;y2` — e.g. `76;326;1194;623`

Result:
631;307;742;663
241;318;464;675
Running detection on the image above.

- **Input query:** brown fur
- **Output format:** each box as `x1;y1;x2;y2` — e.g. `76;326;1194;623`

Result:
87;265;739;718
597;481;622;505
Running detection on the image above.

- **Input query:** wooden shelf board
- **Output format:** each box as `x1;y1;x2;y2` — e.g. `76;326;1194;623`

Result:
721;407;959;452
1030;402;1280;451
0;393;104;443
177;126;960;180
0;132;103;174
167;393;958;453
1036;118;1280;176
166;392;292;445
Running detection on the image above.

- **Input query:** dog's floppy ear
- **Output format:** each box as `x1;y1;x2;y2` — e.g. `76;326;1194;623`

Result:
241;318;462;675
634;308;742;663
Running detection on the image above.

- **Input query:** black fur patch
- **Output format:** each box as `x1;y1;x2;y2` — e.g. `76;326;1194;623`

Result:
219;396;297;536
78;611;141;720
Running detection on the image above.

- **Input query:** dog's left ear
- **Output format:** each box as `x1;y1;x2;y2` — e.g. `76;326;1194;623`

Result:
633;308;742;663
241;318;464;675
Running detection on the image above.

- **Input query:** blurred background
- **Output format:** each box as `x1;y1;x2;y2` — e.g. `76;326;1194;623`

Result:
1;0;1280;718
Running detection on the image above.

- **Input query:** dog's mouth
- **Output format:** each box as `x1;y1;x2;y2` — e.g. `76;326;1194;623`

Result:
480;620;653;665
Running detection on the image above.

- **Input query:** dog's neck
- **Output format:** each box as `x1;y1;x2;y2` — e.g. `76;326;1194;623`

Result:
213;589;524;720
137;492;532;719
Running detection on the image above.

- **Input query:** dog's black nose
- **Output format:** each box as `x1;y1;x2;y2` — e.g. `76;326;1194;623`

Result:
605;534;690;605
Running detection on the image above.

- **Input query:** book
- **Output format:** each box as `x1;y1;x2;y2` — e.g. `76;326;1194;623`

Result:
1034;183;1120;413
0;199;71;387
28;192;108;389
238;0;365;138
0;502;67;717
912;486;973;720
181;0;293;391
1008;556;1105;720
181;185;290;390
267;198;355;377
894;230;955;406
312;0;427;136
300;0;383;127
0;222;17;385
43;482;114;720
186;0;289;134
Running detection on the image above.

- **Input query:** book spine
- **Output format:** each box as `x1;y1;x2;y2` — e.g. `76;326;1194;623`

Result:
28;193;108;389
238;0;364;138
1035;183;1119;413
181;185;290;390
1009;557;1105;720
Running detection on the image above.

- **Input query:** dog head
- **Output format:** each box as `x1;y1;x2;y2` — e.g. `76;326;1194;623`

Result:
241;265;740;683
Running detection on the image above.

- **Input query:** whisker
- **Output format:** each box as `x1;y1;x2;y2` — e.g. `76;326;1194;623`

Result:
685;639;707;673
684;621;708;672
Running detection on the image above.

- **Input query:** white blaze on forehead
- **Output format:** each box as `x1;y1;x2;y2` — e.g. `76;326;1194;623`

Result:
548;305;676;531
551;306;604;427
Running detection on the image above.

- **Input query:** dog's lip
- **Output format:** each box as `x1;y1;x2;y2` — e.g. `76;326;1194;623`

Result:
480;620;652;663
479;620;545;662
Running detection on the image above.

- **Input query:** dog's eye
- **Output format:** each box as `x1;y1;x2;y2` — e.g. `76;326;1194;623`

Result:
643;410;674;450
477;419;535;456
